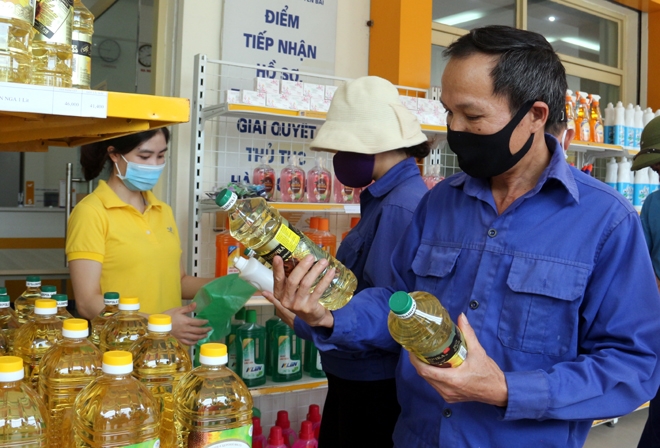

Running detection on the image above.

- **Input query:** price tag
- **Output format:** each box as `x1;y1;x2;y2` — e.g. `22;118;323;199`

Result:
343;205;360;214
52;87;83;116
81;90;108;118
0;82;53;114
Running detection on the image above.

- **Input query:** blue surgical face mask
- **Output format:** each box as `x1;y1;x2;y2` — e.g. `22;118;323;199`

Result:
115;155;166;191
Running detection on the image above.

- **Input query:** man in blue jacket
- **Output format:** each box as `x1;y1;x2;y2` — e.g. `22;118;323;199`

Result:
265;25;660;448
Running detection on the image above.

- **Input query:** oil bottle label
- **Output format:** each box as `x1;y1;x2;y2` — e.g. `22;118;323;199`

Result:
104;299;119;306
0;0;35;23
259;219;301;266
26;281;40;288
422;325;468;368
187;424;252;447
123;439;160;448
71;32;92;87
41;291;55;298
241;338;264;379
277;335;300;374
34;0;73;44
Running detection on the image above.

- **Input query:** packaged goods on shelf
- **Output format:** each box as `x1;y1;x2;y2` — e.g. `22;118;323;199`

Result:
303;82;325;100
417;98;442;114
281;80;305;96
286;94;310;111
224;89;241;104
241;90;267;106
324;85;338;100
309;97;331;112
255;77;281;95
267;93;295;110
399;95;418;111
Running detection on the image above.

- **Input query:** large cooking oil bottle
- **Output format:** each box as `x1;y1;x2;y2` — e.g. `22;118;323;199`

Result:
0;287;20;354
0;356;48;446
31;0;73;87
90;291;119;347
73;351;161;446
52;293;73;321
99;297;148;352
38;318;102;448
174;343;253;447
216;188;357;310
0;0;35;84
70;0;92;88
131;314;192;447
388;291;468;368
15;275;42;324
13;298;64;389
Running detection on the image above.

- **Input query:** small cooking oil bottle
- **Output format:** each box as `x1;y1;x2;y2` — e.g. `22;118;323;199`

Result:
90;291;120;347
14;276;42;324
99;297;148;352
0;287;20;354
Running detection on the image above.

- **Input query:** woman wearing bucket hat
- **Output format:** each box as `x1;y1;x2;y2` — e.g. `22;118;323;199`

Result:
264;76;431;447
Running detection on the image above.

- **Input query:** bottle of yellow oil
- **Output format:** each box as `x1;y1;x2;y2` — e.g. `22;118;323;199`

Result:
38;318;102;448
131;314;192;447
174;343;253;447
99;297;148;352
52;293;73;321
71;0;93;89
216;188;357;310
0;0;35;84
15;275;42;324
388;291;468;368
73;351;161;446
0;356;48;446
31;0;74;87
0;287;20;354
13;298;64;389
90;291;120;347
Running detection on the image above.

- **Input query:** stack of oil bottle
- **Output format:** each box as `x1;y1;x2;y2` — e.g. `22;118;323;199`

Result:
0;0;94;88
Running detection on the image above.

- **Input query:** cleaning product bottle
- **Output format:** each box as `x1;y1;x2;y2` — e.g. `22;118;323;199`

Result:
253;416;268;447
236;310;266;387
0;357;48;446
292;421;318;448
266;310;282;376
53;293;74;320
625;158;635;203
253;162;277;200
280;155;306;202
307;157;332;203
651;168;660;194
576;95;590;142
316;218;337;257
644;107;656;128
234;256;274;293
216;188;357;310
304;216;323;248
388;291;468;368
267;426;287;448
276;410;298;448
90;291;120;347
605;157;618;188
307;404;322;432
132;314;192;447
333;175;358;204
15;275;42;324
39;318;102;447
624;103;635;147
565;90;576;134
604;102;614;144
634;167;650;212
71;0;94;89
635;105;644;149
174;343;253;446
589;95;604;143
216;217;244;277
0;0;35;84
73;351;161;446
303;339;312;373
342;217;360;240
308;341;325;378
99;297;149;352
614;101;626;146
13;298;63;389
226;307;247;373
271;320;302;383
0;287;19;354
31;0;74;87
616;157;632;201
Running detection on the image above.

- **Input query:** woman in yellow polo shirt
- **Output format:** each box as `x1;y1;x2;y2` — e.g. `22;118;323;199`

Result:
66;128;212;345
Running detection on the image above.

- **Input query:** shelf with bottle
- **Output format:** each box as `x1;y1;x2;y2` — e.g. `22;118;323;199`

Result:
248;373;328;398
201;197;359;214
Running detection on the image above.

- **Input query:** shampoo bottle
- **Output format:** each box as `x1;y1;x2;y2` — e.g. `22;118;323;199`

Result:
253;163;277;200
624;104;635;147
307;157;332;203
280;155;306;202
634;167;650;212
604;102;614;144
634;105;644;149
605;157;617;188
614;102;626;146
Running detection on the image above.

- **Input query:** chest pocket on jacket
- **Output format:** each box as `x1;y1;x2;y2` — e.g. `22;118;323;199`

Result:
411;245;461;304
499;256;589;357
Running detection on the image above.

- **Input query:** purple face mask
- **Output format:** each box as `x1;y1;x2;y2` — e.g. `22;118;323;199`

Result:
333;151;375;188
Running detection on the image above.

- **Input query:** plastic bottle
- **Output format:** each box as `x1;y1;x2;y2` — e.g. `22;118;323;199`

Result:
13;298;63;389
236;310;267;387
634;167;651;212
271;320;302;383
308;341;325;378
0;357;48;446
614;101;626;146
342;217;360;240
388;291;468;368
39;318;102;448
245;247;272;269
604;102;614;144
0;287;19;354
644;107;656;128
565;90;576;134
316;218;337;257
333;175;359;204
304;216;323;248
605;157;618;188
0;0;35;84
307;404;322;432
616;157;632;202
99;297;148;352
634;105;644;149
280;155;306;202
303;339;312;373
226;307;246;373
73;351;161;446
589;95;604;143
276;410;298;448
307;157;332;203
254;163;277;200
651;168;660;194
52;293;74;320
216;218;244;277
132;314;192;447
267;426;287;448
624;103;635;147
292;421;318;448
71;0;94;89
235;256;274;292
266;310;282;376
31;0;74;87
253;416;268;448
216;188;357;310
174;343;253;446
15;275;42;324
90;291;120;347
576;96;591;142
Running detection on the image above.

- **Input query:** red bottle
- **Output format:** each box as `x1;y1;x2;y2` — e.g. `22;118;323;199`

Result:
253;416;268;448
267;426;287;448
307;404;322;432
292;421;318;448
276;410;298;448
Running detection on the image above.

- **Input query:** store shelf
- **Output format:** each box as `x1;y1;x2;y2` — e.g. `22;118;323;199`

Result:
249;374;328;398
201;198;360;214
0;84;190;151
591;401;649;427
569;140;637;158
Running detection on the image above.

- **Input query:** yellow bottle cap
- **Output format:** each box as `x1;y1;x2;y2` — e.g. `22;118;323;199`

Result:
35;299;57;309
148;314;172;326
119;297;139;305
200;343;227;358
103;351;133;366
0;356;23;373
63;318;88;332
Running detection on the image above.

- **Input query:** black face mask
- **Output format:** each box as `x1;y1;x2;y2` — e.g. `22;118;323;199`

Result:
447;100;536;178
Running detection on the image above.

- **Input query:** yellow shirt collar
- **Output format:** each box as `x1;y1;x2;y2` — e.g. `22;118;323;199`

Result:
95;180;164;210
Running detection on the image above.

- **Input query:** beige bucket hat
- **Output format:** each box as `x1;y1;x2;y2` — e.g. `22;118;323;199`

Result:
310;76;428;154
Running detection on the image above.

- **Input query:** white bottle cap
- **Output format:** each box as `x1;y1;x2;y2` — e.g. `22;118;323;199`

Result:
63;318;89;339
147;314;172;333
102;351;133;375
199;343;228;366
0;357;24;382
118;297;140;311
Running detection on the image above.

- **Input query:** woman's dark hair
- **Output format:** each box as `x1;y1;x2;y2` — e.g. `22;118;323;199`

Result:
444;25;567;136
80;128;170;181
403;140;431;159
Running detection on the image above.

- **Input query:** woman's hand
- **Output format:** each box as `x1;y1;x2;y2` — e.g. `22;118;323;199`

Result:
163;302;212;346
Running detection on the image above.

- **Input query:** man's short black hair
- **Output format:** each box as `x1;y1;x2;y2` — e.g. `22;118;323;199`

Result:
443;25;567;136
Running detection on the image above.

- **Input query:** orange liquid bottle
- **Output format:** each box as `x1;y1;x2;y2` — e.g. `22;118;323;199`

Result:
577;96;591;142
342;216;360;240
215;217;244;277
304;216;322;247
317;218;337;257
589;95;604;143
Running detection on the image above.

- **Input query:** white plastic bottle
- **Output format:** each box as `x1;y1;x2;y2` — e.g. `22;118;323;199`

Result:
604;103;614;144
634;105;644;149
624;104;635;148
234;256;274;293
634;167;650;212
644;107;655;127
650;169;660;194
614;102;626;146
617;158;632;202
605;157;617;188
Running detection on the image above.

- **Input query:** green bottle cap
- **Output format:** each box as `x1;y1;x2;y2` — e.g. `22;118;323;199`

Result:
41;285;57;293
0;287;7;295
236;307;247;320
244;248;255;257
53;294;68;303
104;292;120;299
253;406;261;418
0;288;8;302
246;309;257;323
215;188;237;210
389;291;414;315
27;275;40;282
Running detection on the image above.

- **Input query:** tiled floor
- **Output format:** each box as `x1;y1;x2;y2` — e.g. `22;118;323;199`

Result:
584;408;648;447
